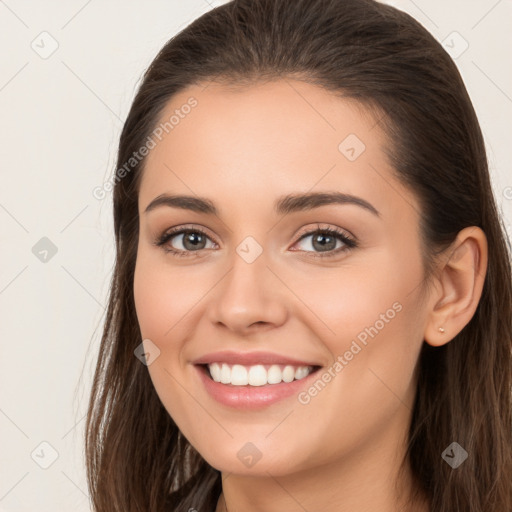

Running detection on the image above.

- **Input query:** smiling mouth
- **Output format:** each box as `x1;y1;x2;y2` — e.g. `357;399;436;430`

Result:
198;363;322;387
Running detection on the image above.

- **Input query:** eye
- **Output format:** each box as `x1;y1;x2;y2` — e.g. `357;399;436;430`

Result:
291;224;357;258
154;223;357;259
154;226;217;257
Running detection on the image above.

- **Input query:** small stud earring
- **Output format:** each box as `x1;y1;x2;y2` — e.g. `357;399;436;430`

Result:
438;327;445;333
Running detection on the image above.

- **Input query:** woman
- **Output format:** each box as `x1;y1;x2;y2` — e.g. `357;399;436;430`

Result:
85;0;512;510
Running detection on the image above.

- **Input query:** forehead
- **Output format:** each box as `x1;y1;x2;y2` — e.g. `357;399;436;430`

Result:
138;79;417;221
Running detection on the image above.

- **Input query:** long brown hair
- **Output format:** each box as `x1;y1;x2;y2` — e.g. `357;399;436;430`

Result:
85;0;512;510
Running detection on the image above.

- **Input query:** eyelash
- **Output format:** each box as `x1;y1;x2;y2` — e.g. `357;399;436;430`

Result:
153;224;358;259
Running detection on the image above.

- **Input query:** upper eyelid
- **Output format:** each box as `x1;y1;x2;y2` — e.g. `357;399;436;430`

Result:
161;224;355;247
296;224;354;241
163;225;218;244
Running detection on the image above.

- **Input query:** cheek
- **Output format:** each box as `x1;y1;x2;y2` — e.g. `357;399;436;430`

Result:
133;252;207;439
288;248;423;348
287;248;425;408
280;253;425;463
133;249;206;342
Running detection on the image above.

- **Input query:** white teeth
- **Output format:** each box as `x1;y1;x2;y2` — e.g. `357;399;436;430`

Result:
206;362;314;386
248;365;267;386
267;365;282;384
294;366;310;380
220;363;230;384
231;364;248;385
282;366;295;383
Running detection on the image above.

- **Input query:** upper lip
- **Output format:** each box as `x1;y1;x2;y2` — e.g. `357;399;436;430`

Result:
192;350;320;367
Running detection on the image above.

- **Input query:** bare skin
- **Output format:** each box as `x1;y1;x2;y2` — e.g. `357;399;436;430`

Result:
133;79;487;512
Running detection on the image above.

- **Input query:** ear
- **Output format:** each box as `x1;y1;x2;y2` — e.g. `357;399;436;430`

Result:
424;226;488;347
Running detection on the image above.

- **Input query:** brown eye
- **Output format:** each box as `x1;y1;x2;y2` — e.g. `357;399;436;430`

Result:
177;231;209;251
155;227;216;257
292;226;357;258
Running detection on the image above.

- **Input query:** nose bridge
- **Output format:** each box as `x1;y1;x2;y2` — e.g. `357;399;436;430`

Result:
208;237;288;331
228;239;268;294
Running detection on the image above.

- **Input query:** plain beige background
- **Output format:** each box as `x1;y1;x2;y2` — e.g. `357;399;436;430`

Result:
0;1;510;510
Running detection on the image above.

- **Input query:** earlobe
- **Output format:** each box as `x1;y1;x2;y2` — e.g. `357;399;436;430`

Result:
424;226;488;347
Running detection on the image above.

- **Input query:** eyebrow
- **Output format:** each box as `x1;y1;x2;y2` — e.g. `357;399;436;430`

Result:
144;191;380;217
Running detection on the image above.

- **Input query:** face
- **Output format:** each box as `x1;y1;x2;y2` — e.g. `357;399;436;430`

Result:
133;79;429;477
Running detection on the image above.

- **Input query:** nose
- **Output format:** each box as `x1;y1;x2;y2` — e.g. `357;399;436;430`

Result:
206;250;288;335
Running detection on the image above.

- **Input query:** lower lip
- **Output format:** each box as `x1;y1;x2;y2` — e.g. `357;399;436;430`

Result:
194;364;320;410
